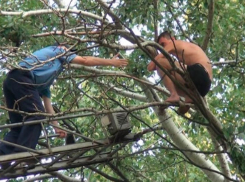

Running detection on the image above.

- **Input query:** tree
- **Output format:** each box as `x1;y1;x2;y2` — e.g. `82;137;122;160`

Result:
0;0;244;181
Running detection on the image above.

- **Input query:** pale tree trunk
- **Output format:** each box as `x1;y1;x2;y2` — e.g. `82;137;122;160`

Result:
141;83;227;182
208;129;232;182
158;112;225;182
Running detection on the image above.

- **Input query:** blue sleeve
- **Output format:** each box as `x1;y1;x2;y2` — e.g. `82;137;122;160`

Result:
59;49;77;64
39;87;51;98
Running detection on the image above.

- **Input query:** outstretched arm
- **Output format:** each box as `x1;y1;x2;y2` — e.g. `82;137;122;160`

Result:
71;53;128;67
42;96;67;138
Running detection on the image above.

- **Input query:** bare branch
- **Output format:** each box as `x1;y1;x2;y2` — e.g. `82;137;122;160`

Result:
23;174;52;182
96;0;124;29
212;60;245;66
87;166;125;182
0;9;108;23
202;0;215;51
49;171;81;182
208;129;232;182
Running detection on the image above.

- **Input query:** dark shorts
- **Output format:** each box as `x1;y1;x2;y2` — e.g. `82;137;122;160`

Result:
187;63;211;97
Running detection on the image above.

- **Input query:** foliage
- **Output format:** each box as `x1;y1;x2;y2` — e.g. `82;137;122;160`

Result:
0;0;245;182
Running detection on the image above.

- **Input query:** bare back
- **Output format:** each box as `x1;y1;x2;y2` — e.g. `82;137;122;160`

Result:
166;40;213;80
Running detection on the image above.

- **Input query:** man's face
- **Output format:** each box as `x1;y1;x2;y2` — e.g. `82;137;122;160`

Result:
158;37;172;48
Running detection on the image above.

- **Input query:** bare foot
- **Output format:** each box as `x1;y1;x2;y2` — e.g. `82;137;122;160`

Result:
165;94;180;103
178;105;190;114
159;94;180;111
178;97;193;114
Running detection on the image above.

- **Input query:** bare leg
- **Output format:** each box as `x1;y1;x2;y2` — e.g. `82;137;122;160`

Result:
155;58;193;114
162;75;180;103
176;88;193;114
156;58;182;103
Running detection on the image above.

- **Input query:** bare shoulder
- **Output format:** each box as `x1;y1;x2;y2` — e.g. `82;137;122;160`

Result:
178;41;205;53
175;40;197;47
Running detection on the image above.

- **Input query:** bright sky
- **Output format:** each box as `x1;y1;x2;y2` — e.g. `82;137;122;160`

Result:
60;0;76;7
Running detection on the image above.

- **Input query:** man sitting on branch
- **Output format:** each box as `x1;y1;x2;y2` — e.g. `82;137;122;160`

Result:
147;31;212;114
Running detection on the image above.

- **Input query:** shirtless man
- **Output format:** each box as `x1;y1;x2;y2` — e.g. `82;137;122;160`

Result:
147;31;212;113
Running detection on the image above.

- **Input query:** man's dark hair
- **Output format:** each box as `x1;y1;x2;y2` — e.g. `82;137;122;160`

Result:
157;31;172;43
53;42;77;52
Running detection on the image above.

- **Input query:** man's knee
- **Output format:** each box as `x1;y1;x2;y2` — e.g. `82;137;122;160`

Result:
155;57;172;71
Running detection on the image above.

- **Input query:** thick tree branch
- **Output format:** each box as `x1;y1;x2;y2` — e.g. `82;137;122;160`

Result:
202;0;215;51
208;129;232;182
212;59;245;66
23;172;81;182
49;171;81;182
69;64;170;95
23;174;52;182
153;0;159;42
0;9;108;23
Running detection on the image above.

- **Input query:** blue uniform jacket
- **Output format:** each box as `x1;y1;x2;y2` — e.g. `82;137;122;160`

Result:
19;46;77;98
